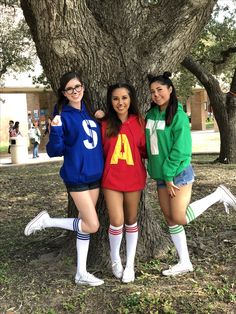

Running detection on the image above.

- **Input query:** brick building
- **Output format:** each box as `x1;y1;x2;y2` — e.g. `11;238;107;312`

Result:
0;87;56;150
0;86;217;152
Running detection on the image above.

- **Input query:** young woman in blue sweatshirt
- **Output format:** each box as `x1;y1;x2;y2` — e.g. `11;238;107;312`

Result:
24;72;104;286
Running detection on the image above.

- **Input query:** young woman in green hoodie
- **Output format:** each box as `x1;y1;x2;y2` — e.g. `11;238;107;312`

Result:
145;72;236;276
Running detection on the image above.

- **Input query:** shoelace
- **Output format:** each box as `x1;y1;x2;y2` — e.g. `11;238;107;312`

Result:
112;261;121;267
169;263;180;271
86;273;95;279
80;272;98;281
32;224;45;234
169;263;192;271
223;202;230;214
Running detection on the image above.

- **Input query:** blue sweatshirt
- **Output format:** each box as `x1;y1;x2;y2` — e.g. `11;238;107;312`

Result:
46;102;104;185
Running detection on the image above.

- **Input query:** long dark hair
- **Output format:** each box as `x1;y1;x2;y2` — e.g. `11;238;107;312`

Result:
105;83;143;137
56;71;94;118
13;121;20;129
147;72;178;126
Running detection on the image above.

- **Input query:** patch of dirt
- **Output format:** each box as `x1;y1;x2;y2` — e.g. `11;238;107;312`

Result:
0;156;235;314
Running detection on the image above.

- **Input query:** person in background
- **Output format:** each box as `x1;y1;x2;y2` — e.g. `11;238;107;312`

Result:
12;121;23;137
145;72;236;276
8;120;14;154
31;121;41;158
43;117;52;137
28;113;33;129
24;71;104;286
101;83;146;283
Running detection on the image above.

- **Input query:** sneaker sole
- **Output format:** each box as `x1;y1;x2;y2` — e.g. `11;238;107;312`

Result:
75;279;104;286
122;273;135;283
24;210;48;236
111;260;123;279
112;265;123;279
112;271;123;279
219;185;236;209
162;268;193;276
122;277;135;283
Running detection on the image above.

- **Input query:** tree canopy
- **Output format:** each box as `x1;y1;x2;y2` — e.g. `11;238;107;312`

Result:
180;1;236;163
19;0;216;111
0;1;36;82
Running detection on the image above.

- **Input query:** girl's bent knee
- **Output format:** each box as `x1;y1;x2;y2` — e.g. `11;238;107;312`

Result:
164;215;173;225
172;217;187;225
88;221;100;233
110;219;124;227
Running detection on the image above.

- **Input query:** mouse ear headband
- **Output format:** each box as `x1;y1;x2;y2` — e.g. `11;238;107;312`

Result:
147;71;172;83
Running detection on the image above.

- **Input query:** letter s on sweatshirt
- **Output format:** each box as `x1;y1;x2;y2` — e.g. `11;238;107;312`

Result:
82;120;98;149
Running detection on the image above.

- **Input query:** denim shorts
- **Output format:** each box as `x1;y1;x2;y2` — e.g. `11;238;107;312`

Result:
66;180;100;192
156;165;195;188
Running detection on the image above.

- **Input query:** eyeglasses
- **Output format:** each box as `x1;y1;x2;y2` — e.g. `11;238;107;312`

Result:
64;84;83;95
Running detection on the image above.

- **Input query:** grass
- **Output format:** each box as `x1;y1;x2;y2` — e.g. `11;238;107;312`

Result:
205;121;214;129
0;156;236;313
0;144;8;153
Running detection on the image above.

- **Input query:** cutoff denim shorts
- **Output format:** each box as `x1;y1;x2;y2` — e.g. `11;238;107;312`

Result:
156;164;195;188
66;180;100;192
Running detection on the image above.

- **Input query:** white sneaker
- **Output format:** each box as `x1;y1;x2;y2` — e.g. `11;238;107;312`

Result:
217;185;236;214
112;261;123;279
122;267;135;283
162;262;193;276
24;210;50;236
75;272;104;286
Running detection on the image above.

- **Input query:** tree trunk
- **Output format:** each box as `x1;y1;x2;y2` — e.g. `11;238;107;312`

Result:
20;0;217;266
182;56;236;163
225;69;236;163
20;0;216;111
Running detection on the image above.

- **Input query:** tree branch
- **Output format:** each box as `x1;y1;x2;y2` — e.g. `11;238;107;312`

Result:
181;55;211;86
211;47;236;66
229;68;236;94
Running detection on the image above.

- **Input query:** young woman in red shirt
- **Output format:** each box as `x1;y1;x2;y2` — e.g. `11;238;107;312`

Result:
101;83;147;283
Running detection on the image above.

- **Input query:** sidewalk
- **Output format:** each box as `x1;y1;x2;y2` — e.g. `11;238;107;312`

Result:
0;151;62;167
191;129;220;154
0;130;220;167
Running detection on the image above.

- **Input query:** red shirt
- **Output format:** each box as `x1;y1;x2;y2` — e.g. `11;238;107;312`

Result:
101;115;147;192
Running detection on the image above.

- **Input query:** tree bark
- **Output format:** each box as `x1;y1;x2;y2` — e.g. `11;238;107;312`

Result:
20;0;217;111
181;55;236;163
225;69;236;163
20;0;217;267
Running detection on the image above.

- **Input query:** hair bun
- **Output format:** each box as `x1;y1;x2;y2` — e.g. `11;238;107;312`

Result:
163;71;171;78
147;74;154;82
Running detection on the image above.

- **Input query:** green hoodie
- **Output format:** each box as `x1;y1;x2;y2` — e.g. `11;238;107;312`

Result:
145;103;192;182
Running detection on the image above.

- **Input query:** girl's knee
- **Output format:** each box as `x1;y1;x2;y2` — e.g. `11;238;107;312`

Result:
124;213;137;225
171;213;187;225
162;212;172;225
110;219;124;227
87;220;100;233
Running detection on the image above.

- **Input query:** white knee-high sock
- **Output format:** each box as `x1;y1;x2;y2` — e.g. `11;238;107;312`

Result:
44;217;82;232
169;225;191;265
109;225;123;263
186;190;220;223
76;231;90;276
125;223;138;269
